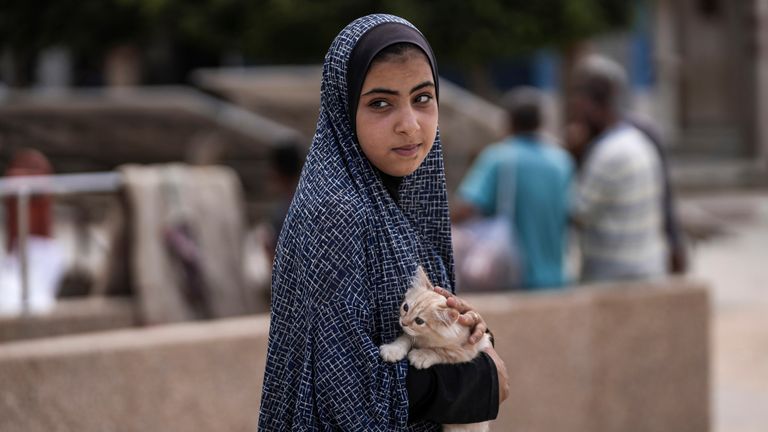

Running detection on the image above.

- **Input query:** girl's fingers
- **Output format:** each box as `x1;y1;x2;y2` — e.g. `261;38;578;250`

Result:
459;311;478;327
448;296;472;314
469;322;487;344
432;287;474;315
432;286;452;299
433;287;485;343
456;311;487;344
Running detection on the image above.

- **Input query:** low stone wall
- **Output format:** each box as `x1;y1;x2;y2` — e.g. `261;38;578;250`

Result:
0;279;709;432
0;316;269;432
0;298;137;343
474;279;710;432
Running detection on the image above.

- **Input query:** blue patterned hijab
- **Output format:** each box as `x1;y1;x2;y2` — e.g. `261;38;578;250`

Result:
258;14;453;431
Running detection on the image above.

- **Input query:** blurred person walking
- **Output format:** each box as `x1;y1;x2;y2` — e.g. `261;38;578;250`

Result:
454;87;574;289
568;55;669;282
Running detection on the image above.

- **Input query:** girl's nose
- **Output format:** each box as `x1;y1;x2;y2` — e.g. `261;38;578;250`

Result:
394;107;419;136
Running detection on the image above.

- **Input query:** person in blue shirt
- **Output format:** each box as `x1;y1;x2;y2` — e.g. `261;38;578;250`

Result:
454;87;574;289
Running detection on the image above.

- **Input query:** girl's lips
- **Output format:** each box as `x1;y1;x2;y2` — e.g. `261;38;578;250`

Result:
393;144;421;157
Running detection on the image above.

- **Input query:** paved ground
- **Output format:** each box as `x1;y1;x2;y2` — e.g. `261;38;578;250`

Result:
683;191;768;432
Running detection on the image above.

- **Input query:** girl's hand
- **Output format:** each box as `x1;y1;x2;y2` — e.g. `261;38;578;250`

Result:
484;345;510;403
432;286;487;344
433;286;509;403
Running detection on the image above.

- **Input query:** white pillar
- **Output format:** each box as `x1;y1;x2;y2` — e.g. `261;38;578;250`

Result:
756;0;768;167
653;0;681;147
35;46;72;90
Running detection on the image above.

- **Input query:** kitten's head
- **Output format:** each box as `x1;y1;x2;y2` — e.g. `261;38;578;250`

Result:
399;266;464;347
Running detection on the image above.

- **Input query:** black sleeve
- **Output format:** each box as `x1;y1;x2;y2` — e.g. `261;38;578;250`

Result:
406;352;499;424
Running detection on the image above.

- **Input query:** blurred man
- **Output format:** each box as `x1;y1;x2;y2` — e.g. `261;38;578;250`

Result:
569;55;668;282
454;87;574;289
243;140;305;311
265;140;304;261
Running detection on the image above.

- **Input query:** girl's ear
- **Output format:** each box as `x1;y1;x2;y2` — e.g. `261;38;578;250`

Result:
436;307;460;326
412;265;434;291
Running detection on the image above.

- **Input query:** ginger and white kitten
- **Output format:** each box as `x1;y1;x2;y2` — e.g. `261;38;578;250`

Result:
380;266;492;432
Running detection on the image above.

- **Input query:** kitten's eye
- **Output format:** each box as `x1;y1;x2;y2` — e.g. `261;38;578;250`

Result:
414;317;424;325
403;303;409;312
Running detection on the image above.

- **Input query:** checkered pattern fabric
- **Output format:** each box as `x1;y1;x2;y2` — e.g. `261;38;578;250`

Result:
258;14;452;431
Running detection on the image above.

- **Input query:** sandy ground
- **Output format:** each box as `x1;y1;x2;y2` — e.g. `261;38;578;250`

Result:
684;191;768;432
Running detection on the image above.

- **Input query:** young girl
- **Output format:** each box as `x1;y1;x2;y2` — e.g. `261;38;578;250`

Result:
258;14;507;430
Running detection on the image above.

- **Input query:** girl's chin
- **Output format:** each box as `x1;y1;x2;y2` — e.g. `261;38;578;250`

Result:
380;160;423;177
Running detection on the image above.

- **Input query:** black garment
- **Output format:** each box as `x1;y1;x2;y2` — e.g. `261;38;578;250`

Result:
379;170;404;203
407;353;500;424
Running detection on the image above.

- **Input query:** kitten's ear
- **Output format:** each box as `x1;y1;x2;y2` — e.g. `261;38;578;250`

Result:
436;308;460;326
412;266;434;291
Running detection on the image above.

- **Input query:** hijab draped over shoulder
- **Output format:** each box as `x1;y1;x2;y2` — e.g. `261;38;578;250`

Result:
259;14;453;431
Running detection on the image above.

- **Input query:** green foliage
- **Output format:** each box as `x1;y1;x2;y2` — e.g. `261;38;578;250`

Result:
405;0;633;64
0;0;634;64
239;0;377;63
236;0;633;64
0;0;147;55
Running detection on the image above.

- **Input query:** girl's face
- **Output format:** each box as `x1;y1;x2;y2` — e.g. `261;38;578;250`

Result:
355;52;437;177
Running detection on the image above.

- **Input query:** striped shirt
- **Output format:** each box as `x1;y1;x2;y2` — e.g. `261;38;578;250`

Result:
573;123;667;282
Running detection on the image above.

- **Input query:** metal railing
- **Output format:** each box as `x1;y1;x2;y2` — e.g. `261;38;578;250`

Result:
0;172;123;314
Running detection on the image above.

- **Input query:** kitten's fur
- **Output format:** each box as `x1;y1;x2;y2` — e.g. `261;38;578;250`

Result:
380;266;492;432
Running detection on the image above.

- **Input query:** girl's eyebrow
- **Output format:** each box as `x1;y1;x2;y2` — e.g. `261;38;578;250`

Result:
410;81;435;93
362;87;398;97
361;81;435;97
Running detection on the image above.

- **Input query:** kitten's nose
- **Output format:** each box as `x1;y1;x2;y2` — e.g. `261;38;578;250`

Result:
400;318;408;327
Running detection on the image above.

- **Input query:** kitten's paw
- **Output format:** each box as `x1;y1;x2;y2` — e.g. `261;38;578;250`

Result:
408;349;438;369
379;343;408;362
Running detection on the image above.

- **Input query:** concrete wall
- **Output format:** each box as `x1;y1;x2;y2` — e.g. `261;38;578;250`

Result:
0;316;269;432
475;280;710;432
0;279;709;432
0;298;137;344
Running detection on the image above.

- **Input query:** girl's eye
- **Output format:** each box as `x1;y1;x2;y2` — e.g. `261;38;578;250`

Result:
403;303;409;312
414;94;433;104
414;317;424;325
369;99;390;109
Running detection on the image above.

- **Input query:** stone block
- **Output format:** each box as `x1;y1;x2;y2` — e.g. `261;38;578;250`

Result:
0;316;268;432
0;280;709;432
588;284;709;432
465;279;710;432
0;298;137;343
